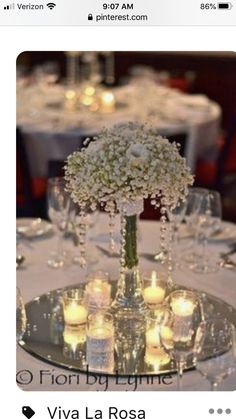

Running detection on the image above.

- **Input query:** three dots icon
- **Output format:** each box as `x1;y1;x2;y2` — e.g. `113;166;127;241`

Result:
209;409;232;415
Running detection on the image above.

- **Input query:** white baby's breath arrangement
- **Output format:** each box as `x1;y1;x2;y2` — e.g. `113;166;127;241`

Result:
65;122;193;212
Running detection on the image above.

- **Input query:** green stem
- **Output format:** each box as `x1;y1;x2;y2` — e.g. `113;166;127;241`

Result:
124;215;138;269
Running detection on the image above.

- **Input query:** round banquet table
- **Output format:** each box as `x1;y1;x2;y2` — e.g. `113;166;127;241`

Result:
17;79;221;177
17;216;236;391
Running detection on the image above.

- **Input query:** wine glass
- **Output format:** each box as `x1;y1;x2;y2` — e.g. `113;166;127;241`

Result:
191;189;222;273
16;287;27;341
161;290;204;390
195;318;236;390
47;177;73;268
183;187;208;264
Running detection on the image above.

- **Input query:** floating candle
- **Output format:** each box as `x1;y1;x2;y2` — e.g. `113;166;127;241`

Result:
143;271;166;306
171;297;195;317
63;301;88;326
168;291;198;342
62;289;88;327
85;275;111;311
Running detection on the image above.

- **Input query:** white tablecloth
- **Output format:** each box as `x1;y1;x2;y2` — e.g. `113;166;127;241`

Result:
17;216;236;391
17;80;221;177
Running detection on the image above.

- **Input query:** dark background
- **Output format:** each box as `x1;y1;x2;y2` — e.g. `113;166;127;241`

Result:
18;51;236;129
17;52;236;221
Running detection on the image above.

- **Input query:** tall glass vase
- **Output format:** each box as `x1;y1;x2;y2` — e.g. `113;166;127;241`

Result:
111;200;148;371
113;213;147;314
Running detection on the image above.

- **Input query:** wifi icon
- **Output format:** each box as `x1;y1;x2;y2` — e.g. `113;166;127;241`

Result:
47;2;56;9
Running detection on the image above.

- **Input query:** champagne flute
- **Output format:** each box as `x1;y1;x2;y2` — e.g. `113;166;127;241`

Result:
195;318;236;390
161;290;203;390
191;190;222;273
47;177;72;268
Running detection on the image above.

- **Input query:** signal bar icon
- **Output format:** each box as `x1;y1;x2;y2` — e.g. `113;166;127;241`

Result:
47;2;56;9
4;3;14;9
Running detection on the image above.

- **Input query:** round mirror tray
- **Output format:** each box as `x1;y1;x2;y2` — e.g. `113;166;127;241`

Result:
18;284;236;377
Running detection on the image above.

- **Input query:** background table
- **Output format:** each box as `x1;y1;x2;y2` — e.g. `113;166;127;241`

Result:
17;216;236;391
17;80;221;177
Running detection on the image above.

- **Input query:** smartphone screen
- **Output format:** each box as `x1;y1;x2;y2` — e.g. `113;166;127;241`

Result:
0;1;235;418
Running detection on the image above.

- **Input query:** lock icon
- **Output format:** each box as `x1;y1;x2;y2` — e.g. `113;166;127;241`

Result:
88;13;93;20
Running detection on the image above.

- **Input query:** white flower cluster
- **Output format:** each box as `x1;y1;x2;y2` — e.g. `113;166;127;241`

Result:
65;123;193;211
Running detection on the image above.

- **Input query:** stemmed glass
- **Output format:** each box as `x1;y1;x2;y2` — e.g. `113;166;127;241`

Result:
183;188;208;264
160;290;204;390
47;177;73;268
191;190;222;273
195;318;236;391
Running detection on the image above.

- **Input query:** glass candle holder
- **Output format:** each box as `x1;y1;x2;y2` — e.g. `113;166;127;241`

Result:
143;270;169;308
63;325;86;360
168;290;198;317
86;312;114;373
145;310;171;369
62;289;88;327
167;289;199;342
84;271;111;312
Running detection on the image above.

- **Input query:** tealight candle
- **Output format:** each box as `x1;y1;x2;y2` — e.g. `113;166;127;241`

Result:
169;290;198;342
86;312;114;372
62;289;88;327
85;272;111;311
64;302;87;326
100;91;115;113
143;271;166;306
171;295;196;317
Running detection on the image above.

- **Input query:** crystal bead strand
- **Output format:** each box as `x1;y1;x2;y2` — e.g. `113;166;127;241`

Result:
119;207;127;281
78;207;87;268
108;203;116;255
160;205;174;288
165;210;174;288
160;206;167;259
